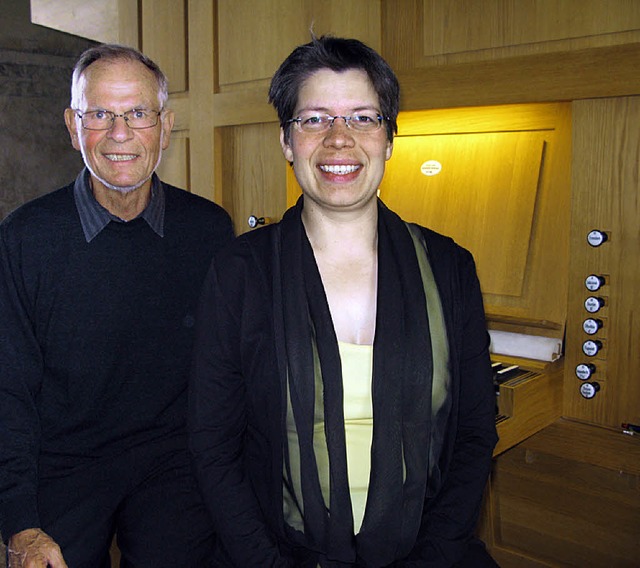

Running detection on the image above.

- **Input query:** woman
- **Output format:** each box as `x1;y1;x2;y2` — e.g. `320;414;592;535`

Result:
190;36;498;567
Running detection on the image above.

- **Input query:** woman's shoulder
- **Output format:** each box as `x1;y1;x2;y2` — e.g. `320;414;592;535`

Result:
410;223;474;263
221;223;277;263
211;224;279;293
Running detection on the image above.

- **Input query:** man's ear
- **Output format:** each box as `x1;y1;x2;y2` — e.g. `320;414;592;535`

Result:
280;128;294;163
160;109;175;150
64;108;81;151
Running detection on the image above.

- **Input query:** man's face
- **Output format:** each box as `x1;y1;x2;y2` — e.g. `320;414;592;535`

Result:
280;68;393;215
64;59;174;195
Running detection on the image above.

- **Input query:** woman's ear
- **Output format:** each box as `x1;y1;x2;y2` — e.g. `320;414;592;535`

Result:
280;128;294;163
385;139;393;161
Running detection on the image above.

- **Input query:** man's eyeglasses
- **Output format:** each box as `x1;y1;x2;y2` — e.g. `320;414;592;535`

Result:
74;109;162;130
287;111;387;134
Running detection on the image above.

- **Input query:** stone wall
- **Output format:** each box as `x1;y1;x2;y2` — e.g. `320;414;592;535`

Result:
0;0;96;221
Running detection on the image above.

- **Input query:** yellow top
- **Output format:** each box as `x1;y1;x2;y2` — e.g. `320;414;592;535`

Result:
338;340;374;534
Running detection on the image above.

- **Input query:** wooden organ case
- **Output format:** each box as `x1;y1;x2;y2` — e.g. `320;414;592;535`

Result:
379;100;640;567
378;102;571;455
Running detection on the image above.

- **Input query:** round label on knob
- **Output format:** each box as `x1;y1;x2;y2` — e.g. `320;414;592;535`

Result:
575;364;595;380
584;297;604;313
579;382;600;399
583;318;602;335
587;230;607;247
582;340;602;356
585;274;605;291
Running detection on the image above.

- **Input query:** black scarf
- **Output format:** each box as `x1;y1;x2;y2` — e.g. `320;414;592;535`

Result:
272;197;434;567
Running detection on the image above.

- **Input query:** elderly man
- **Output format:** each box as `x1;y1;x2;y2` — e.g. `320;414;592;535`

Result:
0;45;233;567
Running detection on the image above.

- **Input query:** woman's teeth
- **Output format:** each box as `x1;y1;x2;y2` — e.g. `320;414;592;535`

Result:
320;164;359;175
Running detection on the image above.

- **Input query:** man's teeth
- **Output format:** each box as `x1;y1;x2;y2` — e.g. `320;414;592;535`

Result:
320;164;359;175
105;154;136;161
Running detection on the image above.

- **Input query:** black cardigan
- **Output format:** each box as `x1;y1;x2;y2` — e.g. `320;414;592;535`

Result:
190;216;497;567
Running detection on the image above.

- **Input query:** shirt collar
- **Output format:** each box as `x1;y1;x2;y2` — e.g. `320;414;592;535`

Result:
73;168;165;242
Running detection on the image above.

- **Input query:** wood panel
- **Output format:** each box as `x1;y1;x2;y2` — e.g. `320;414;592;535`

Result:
378;103;571;333
217;0;381;89
117;0;139;48
564;97;640;429
218;122;287;234
393;43;640;113
187;0;217;201
380;131;544;298
213;90;279;127
483;419;640;567
382;1;640;113
141;0;187;93
423;0;640;63
158;133;189;190
383;0;640;70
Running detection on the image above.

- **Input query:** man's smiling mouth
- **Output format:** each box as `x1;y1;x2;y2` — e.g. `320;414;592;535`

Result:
105;154;137;162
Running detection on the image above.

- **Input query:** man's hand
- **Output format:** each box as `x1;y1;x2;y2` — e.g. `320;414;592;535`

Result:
7;528;68;568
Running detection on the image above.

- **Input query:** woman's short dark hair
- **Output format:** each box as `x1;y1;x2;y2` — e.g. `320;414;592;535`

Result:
268;36;400;143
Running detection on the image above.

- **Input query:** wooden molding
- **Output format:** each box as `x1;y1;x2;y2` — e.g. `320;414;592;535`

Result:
398;42;640;111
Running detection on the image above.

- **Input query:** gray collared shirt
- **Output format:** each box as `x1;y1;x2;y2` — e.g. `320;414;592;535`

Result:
73;168;165;242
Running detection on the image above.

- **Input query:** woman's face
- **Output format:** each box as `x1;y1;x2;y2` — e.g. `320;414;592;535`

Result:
280;68;393;215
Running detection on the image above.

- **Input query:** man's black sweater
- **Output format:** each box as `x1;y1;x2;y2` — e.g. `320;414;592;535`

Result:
0;176;233;540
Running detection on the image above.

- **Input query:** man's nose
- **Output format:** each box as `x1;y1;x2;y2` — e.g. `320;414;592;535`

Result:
107;115;133;139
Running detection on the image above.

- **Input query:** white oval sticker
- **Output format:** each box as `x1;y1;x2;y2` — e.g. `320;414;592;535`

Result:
420;160;442;177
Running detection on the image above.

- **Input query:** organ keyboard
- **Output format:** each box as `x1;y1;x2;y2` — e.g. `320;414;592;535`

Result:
491;354;564;456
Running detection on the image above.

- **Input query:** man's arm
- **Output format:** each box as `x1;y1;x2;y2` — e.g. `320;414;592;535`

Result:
8;529;67;568
0;227;45;543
